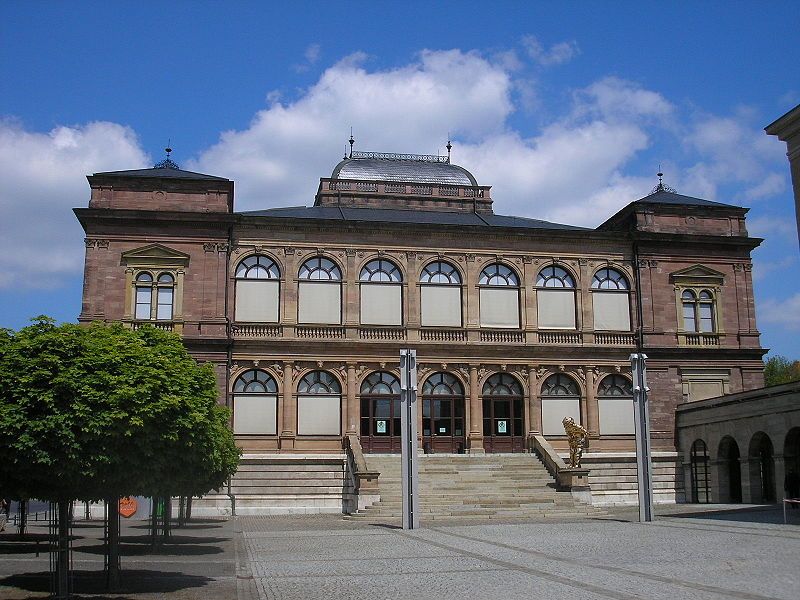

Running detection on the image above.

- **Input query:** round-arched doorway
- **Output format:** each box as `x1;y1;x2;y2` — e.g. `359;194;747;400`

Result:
718;436;742;503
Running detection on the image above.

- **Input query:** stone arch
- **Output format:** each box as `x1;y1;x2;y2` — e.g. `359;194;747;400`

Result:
748;431;776;503
717;436;742;503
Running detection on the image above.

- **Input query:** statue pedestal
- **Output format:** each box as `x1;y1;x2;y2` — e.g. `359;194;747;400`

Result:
558;468;592;504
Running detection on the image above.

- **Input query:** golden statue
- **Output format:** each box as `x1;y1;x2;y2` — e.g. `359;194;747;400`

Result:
562;416;588;468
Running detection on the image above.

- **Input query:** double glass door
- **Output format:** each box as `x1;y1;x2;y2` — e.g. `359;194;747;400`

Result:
360;396;401;453
482;397;524;452
422;397;465;453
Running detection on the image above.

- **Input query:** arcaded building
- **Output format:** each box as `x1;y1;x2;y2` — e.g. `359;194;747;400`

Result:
75;149;766;509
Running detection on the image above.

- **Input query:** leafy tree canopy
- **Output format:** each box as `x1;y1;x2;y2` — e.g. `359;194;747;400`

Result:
763;355;800;387
0;318;239;502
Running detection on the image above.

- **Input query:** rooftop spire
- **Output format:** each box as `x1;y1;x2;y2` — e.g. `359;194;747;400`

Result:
154;139;180;170
446;137;452;163
650;164;677;194
348;128;355;159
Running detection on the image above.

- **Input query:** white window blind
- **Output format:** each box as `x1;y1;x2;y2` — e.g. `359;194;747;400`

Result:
235;280;279;322
537;289;576;329
592;292;630;331
598;398;634;434
298;281;341;324
480;288;519;328
233;395;278;435
297;396;341;435
541;398;581;436
360;284;402;325
421;286;461;327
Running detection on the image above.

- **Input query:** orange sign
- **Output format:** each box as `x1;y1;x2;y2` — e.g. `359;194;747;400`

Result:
119;497;138;518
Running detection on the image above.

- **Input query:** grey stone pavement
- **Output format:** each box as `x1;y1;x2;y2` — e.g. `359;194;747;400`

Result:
1;505;799;599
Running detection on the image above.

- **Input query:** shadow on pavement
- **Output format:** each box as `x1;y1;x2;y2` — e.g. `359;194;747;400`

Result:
661;504;794;524
1;569;214;595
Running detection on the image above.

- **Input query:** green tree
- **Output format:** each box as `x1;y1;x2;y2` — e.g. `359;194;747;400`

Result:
764;355;800;387
0;318;239;593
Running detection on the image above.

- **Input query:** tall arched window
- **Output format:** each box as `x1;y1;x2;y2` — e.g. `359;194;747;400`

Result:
421;373;465;453
682;289;716;332
591;268;631;331
134;272;175;320
298;257;342;325
482;373;525;452
233;370;278;435
479;263;520;328
540;373;581;436
536;265;576;329
359;259;403;326
597;374;634;435
297;370;341;435
235;255;281;323
420;261;462;327
690;439;710;503
360;371;402;452
134;273;153;319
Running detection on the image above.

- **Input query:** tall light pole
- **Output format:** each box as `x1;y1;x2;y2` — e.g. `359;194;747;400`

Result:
400;349;419;529
631;352;654;522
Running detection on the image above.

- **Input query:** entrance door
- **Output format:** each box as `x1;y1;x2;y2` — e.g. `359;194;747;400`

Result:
422;397;466;453
421;372;466;453
482;373;525;453
359;371;402;453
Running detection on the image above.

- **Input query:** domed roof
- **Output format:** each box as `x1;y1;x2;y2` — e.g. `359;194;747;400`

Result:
331;151;477;186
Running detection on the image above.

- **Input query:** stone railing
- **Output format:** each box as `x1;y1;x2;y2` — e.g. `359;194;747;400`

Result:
343;434;380;513
359;327;406;341
538;331;582;344
321;179;491;200
683;333;720;346
296;326;346;339
480;330;525;343
130;321;176;332
232;323;282;338
593;332;636;345
420;328;467;342
528;434;591;504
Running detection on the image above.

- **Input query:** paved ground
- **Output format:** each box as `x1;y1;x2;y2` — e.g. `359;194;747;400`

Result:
1;505;798;599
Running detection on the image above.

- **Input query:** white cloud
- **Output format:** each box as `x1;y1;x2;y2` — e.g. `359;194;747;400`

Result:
759;293;800;330
522;36;580;66
0;120;149;289
293;43;322;73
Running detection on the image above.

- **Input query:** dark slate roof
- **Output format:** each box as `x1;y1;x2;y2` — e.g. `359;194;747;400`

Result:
92;167;229;181
635;189;735;208
332;156;478;186
240;205;586;231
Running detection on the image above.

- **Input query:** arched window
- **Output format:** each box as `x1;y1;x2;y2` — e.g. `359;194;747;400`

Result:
540;373;581;436
235;255;281;323
134;272;175;320
482;373;524;451
298;257;342;325
479;263;520;328
536;266;576;329
597;375;634;435
690;439;710;503
420;261;462;327
591;268;631;331
360;372;402;451
421;373;465;452
134;273;153;320
232;370;278;435
682;289;716;333
359;259;403;326
297;371;341;435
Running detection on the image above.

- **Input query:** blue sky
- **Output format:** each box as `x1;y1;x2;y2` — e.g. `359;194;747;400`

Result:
1;1;798;357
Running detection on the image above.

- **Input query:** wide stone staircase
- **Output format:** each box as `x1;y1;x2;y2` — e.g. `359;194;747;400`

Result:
347;454;606;522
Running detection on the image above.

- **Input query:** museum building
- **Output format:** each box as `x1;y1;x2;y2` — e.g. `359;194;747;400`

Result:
75;147;767;511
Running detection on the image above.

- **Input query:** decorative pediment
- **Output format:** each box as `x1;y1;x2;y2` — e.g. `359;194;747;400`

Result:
669;264;725;285
121;243;190;268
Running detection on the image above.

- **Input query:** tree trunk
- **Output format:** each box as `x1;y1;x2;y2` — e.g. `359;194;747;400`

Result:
54;500;70;600
106;497;120;590
186;496;193;521
177;496;185;527
150;497;160;548
163;497;172;541
17;499;27;539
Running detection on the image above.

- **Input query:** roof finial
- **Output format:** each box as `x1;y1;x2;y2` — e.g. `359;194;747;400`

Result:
154;139;180;170
348;128;354;159
650;163;677;195
446;136;452;163
343;144;348;160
